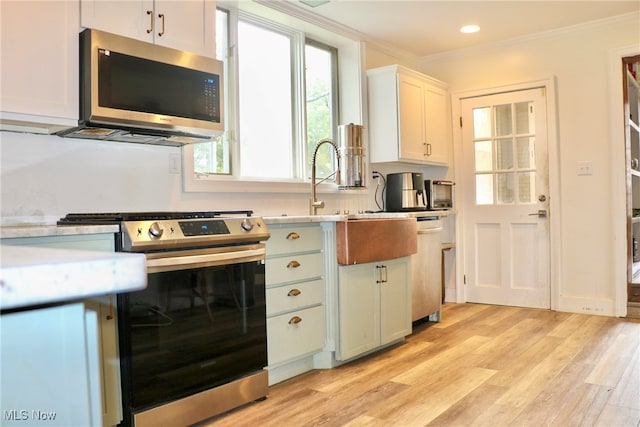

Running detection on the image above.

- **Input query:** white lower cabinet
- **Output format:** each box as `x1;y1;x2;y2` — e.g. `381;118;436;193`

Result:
0;233;122;427
265;223;326;385
1;303;101;426
337;257;411;361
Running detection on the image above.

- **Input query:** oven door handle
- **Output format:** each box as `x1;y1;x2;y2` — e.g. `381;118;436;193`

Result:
145;246;266;273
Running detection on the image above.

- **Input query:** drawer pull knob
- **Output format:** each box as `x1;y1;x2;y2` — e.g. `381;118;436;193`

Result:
288;316;302;324
287;288;301;297
287;260;301;268
286;232;300;240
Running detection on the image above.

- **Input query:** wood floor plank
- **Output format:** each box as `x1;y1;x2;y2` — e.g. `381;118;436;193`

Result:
607;345;640;411
550;383;611;427
496;314;609;408
585;331;636;387
201;304;640;427
426;383;509;426
367;366;497;426
391;335;491;385
594;403;640;427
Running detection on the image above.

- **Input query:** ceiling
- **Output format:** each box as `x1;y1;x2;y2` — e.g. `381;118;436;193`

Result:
290;1;640;57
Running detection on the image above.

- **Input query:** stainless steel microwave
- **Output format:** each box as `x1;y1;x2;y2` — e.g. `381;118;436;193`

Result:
425;180;454;210
58;29;224;146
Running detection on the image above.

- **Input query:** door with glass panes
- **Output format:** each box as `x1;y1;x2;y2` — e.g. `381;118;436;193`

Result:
461;88;550;308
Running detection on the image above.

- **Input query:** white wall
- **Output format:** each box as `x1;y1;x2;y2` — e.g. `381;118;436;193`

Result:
0;131;374;225
417;13;640;315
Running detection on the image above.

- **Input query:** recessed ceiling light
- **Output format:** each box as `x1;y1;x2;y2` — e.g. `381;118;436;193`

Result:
460;24;480;34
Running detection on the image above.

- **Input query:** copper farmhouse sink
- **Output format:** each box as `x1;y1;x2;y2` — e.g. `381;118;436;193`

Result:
336;217;417;265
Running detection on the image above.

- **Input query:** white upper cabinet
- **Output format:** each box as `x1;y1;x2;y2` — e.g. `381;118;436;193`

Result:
80;0;216;57
0;1;79;129
367;64;451;166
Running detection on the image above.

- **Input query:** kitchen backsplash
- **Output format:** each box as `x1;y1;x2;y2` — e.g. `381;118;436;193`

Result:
0;131;405;225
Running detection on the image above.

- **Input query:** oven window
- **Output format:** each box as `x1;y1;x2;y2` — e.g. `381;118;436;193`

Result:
122;261;266;410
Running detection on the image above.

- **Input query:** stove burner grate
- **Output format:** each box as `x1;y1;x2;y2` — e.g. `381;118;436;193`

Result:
58;210;254;225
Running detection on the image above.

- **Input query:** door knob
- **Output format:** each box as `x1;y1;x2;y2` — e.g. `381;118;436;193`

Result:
528;209;547;217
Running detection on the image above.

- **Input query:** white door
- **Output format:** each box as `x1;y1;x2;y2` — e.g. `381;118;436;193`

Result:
461;88;550;308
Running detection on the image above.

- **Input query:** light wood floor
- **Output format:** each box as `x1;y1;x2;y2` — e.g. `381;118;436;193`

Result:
203;303;640;427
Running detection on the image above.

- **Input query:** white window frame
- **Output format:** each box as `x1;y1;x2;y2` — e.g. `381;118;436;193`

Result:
182;3;363;194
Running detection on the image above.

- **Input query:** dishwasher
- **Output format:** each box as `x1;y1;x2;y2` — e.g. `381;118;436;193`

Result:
411;216;443;322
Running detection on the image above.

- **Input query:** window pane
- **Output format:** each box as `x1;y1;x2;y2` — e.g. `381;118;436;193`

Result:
476;174;494;205
496;173;514;204
473;107;491;139
305;42;336;179
517;137;535;169
496;138;514;170
515;101;534;134
194;9;230;174
474;140;493;171
518;172;535;203
238;21;293;178
494;104;512;136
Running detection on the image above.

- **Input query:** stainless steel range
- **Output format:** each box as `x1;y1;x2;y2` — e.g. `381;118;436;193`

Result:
59;211;270;426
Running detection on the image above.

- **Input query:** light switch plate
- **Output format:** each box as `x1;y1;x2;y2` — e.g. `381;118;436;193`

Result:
577;160;593;176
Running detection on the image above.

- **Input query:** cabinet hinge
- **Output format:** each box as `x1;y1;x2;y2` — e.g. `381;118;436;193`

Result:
463;274;467;284
459;116;463;128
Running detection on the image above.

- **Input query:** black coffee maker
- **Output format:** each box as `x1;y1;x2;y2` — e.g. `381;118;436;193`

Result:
386;172;427;211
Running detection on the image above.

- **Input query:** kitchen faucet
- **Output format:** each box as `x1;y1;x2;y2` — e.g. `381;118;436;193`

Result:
310;138;341;215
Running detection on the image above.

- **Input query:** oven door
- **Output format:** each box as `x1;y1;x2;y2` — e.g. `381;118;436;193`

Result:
118;243;267;416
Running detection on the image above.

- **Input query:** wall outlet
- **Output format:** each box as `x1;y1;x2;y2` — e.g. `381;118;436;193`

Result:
169;153;181;174
577;160;593;176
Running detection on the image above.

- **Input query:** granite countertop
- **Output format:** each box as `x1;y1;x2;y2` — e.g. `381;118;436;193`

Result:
0;245;147;310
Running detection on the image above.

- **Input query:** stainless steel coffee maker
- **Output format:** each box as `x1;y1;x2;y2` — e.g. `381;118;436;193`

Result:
385;172;427;211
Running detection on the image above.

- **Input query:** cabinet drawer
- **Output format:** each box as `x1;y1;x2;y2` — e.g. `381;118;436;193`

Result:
266;279;323;316
267;305;325;366
267;226;323;255
266;253;323;285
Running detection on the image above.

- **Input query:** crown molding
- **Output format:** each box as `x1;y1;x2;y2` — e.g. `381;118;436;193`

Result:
418;11;640;65
251;0;418;64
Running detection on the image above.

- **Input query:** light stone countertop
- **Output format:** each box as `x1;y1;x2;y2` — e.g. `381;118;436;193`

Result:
0;224;120;239
262;210;453;224
0;244;146;310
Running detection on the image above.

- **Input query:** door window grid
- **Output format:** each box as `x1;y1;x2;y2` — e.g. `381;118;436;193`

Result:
473;102;536;205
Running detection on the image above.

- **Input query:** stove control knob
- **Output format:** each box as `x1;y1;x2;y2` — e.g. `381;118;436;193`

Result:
241;218;254;232
148;222;164;239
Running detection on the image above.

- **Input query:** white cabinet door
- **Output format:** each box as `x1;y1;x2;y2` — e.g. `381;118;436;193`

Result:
397;73;427;161
154;0;215;57
338;263;379;360
81;0;155;44
424;82;450;164
0;1;79;127
368;64;451;166
80;0;215;57
337;257;412;361
1;304;101;426
379;259;411;344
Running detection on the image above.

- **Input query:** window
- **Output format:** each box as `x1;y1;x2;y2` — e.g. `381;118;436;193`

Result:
191;8;339;182
472;102;537;205
193;8;230;175
305;40;339;180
